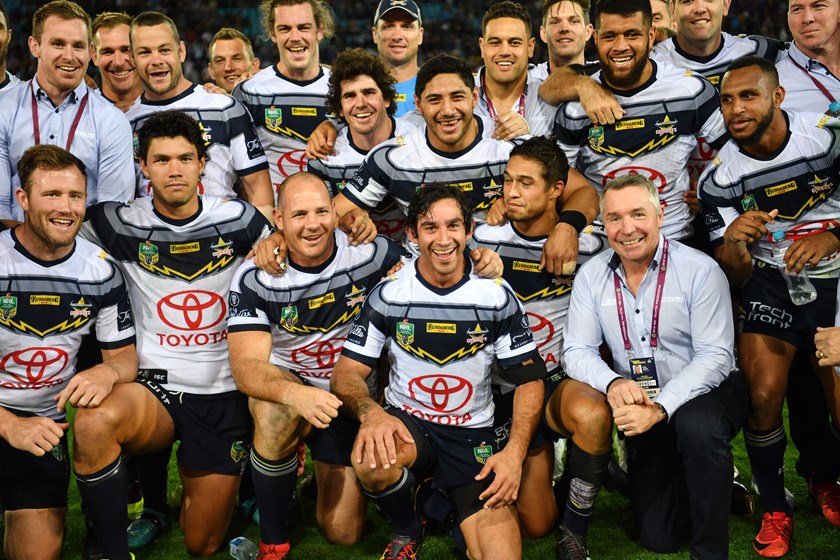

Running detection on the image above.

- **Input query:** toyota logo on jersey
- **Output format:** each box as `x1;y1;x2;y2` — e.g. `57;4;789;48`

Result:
157;290;226;331
291;337;346;370
408;374;473;414
0;347;68;389
526;311;554;350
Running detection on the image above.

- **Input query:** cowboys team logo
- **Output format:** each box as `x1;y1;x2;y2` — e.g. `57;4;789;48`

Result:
281;305;299;328
655;116;678;136
345;285;366;307
70;297;92;318
588;125;604;149
466;323;488;345
396;319;415;346
809;174;834;194
0;293;17;321
473;441;493;465
198;122;213;146
265;107;283;131
211;237;234;258
139;241;159;266
230;441;248;463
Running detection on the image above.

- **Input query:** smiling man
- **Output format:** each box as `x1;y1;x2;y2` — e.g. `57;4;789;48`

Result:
0;145;137;560
207;28;261;94
126;11;273;219
372;0;423;117
92;12;143;112
332;183;546;560
532;0;596;80
233;0;333;196
564;173;745;559
0;0;134;222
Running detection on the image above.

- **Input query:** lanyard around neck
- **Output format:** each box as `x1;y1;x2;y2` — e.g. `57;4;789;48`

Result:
613;238;669;353
30;82;89;150
789;55;837;104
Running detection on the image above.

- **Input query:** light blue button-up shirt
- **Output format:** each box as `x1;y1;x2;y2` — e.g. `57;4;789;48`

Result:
563;234;735;416
0;76;134;220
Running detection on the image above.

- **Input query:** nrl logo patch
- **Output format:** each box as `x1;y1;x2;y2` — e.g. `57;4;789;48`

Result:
474;441;493;464
396;319;415;346
265;107;283;130
281;304;299;328
0;293;17;321
51;443;65;462
588;125;604;149
230;441;248;463
139;240;159;266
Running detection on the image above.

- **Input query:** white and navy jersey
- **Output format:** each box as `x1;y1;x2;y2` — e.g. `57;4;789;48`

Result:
307;117;416;242
233;65;330;195
778;43;840;114
472;222;607;376
699;111;840;278
0;71;21;94
528;60;601;82
127;84;268;200
653;33;785;88
227;232;406;390
0;230;135;420
554;61;727;240
475;66;555;136
343;118;512;225
342;260;540;428
0;78;134;221
83;196;271;394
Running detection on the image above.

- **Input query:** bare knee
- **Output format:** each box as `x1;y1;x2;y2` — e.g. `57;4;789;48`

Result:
321;520;363;546
184;533;224;557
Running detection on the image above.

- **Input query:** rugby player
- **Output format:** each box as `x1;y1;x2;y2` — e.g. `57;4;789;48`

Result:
233;0;333;195
332;183;546;560
72;111;272;560
207;28;261;94
227;173;406;559
92;12;142;113
0;145;137;560
699;56;840;557
0;0;134;222
127;11;274;218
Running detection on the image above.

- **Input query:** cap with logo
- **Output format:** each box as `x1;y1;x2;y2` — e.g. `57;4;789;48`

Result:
374;0;422;26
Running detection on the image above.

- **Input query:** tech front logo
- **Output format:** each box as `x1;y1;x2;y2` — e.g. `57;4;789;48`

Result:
0;347;68;389
156;290;227;347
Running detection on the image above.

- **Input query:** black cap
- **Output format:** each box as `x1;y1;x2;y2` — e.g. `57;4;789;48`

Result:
374;0;422;26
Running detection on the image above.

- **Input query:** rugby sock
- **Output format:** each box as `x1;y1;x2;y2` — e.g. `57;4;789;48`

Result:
562;443;610;536
745;424;790;514
251;448;298;545
75;456;130;559
812;422;840;483
135;445;172;513
365;467;422;539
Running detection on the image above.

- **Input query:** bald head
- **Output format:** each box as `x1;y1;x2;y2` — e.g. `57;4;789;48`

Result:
275;172;338;267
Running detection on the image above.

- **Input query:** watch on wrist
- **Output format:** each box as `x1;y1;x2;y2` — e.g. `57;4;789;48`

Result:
657;403;668;422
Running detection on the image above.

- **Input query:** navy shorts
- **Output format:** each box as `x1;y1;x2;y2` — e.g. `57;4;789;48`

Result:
306;412;359;467
492;372;563;450
738;261;837;351
138;379;252;476
0;407;69;510
387;405;498;523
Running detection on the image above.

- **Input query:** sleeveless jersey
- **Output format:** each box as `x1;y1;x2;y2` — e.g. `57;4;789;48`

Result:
554;61;727;240
227;232;406;390
83;196;271;393
0;230;135;419
233;65;330;195
127;84;268;199
699;111;840;278
342;260;540;428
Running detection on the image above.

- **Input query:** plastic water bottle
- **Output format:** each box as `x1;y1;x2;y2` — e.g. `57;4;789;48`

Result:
771;231;817;305
229;536;259;559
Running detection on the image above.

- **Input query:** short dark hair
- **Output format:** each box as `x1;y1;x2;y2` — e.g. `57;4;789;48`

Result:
137;110;208;162
723;55;780;89
32;0;91;44
482;1;532;37
509;136;569;189
406;183;474;236
327;48;397;121
209;27;257;61
17;145;87;196
542;0;591;25
130;11;180;45
261;0;335;40
595;0;651;28
415;54;475;98
92;12;133;49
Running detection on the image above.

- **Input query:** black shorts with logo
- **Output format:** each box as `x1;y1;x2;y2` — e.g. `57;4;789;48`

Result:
738;261;837;350
138;379;252;476
386;405;498;523
0;407;69;510
492;372;563;450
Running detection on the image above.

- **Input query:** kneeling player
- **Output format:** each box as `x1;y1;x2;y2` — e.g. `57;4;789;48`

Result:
227;173;405;559
332;184;546;560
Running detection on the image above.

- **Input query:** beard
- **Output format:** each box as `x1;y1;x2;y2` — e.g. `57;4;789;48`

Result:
600;46;651;89
732;106;775;147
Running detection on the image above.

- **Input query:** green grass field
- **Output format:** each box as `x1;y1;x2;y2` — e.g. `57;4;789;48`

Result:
2;407;838;559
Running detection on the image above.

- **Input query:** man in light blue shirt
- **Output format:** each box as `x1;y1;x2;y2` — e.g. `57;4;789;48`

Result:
0;0;134;221
563;174;746;559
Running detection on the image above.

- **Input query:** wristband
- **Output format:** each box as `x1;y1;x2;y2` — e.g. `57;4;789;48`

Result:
829;227;840;242
558;210;587;234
